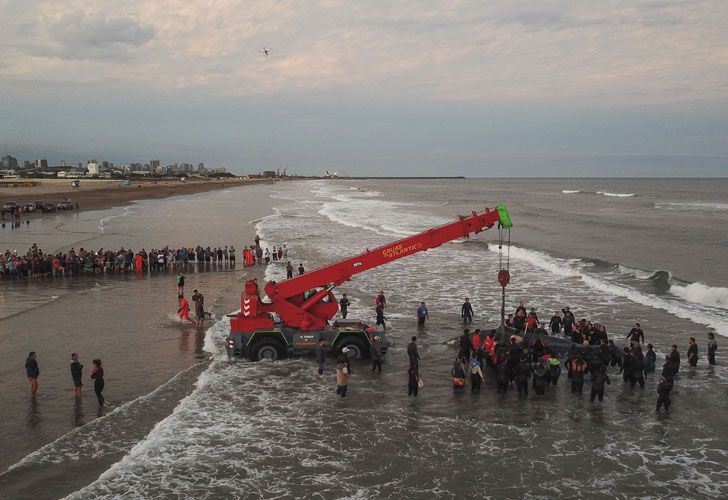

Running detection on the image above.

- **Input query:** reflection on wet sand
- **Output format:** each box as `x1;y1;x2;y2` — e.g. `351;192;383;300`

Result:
26;396;41;429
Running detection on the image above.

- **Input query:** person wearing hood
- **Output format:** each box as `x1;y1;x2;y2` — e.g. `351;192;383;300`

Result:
469;356;484;394
547;355;561;386
630;349;645;389
662;353;679;379
620;348;632;383
459;329;472;359
335;348;351;398
590;366;611;403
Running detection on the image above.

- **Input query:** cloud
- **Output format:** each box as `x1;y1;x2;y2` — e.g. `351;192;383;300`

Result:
33;12;155;61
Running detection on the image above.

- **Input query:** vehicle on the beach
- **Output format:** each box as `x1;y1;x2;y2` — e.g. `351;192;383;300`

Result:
57;200;73;210
43;203;57;213
34;201;44;211
24;202;36;212
226;205;513;362
1;201;18;215
227;320;384;361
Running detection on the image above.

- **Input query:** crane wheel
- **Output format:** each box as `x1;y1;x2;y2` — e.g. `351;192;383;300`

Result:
338;337;369;360
249;338;286;362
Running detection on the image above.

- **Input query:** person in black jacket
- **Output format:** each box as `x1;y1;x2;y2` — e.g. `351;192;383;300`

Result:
25;352;40;395
670;345;681;372
459;329;471;360
630;349;645;389
515;356;532;395
70;353;83;398
549;311;562;334
339;294;350;319
562;307;575;336
91;358;105;406
461;298;474;323
590;366;611;402
656;376;673;412
407;336;420;369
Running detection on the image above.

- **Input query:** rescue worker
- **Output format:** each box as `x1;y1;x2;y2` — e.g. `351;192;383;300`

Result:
483;331;496;366
547;355;561;386
707;332;718;365
416;302;429;326
315;339;327;376
626;323;645;346
662;353;679;379
339;293;350;319
370;336;384;374
407;336;420;368
670;345;681;372
608;340;621;367
375;304;386;330
620;348;632;382
469;356;484;393
562;307;575;336
471;329;482;354
530;335;547;364
335;348;351;398
590;365;610;403
687;337;698;367
298;263;305;275
407;364;419;397
656;376;673;412
571;355;587;394
459;329;471;360
134;253;143;272
286;261;293;279
644;344;656;375
461;298;474;323
376;291;386;309
549;311;562;334
178;294;195;323
515;356;532;395
191;289;205;327
495;360;509;393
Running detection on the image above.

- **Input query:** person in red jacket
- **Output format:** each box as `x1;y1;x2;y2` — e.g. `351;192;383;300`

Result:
471;329;482;352
178;294;194;323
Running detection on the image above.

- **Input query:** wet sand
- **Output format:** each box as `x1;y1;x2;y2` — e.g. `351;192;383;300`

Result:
0;183;277;497
0;178;273;219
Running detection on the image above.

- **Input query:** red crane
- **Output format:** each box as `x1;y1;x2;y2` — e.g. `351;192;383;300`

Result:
230;204;513;335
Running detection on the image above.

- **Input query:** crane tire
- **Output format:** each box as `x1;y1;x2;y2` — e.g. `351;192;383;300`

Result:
249;338;286;362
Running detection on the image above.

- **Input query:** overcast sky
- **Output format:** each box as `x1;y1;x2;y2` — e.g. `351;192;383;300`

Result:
1;0;727;176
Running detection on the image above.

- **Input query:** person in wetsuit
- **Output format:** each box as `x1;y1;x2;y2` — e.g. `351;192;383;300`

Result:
370;336;384;374
459;329;471;360
626;323;644;347
339;293;350;319
315;339;327;376
532;364;547;395
407;336;420;369
590;365;610;403
549;311;562;334
571;355;587;394
375;304;386;330
687;337;699;367
515;356;531;395
70;353;83;398
644;344;656;375
656;376;673;412
91;358;105;406
670;345;681;373
562;307;575;336
630;349;645;389
707;332;718;366
469;357;484;393
461;298;474;323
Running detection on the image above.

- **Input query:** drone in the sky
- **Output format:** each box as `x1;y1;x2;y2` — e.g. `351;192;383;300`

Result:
260;47;270;57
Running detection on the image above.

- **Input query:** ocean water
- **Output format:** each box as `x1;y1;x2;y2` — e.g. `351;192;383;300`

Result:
1;179;728;499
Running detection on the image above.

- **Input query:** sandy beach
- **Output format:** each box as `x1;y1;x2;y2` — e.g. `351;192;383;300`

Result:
0;178;273;217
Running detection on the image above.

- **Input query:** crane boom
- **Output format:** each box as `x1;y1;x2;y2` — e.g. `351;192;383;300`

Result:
231;204;512;333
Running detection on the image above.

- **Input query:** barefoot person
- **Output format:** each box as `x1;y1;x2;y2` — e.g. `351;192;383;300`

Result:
70;353;83;398
91;358;105;406
178;294;195;323
25;352;39;395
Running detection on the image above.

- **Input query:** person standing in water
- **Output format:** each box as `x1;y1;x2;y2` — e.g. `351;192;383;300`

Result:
315;339;327;376
461;298;474;323
416;302;429;326
176;272;185;295
407;336;421;369
687;337;699;367
70;353;83;398
25;352;39;395
375;303;386;330
407;364;419;397
191;289;205;327
707;332;718;365
656;376;673;412
335;348;351;398
339;293;351;319
178;295;195;323
91;358;105;406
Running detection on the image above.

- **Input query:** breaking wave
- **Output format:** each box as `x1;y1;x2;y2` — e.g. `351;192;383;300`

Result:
654;202;728;212
562;190;580;194
597;191;635;198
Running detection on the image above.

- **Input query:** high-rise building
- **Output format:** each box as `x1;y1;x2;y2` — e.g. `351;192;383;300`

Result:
0;155;19;169
35;159;48;169
87;161;100;176
150;160;160;169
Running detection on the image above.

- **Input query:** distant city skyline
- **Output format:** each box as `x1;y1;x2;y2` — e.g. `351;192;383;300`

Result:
1;1;727;177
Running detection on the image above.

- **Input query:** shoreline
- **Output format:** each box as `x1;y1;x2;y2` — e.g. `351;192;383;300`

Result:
0;178;274;220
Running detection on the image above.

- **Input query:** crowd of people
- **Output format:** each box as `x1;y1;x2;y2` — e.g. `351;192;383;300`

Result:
0;244;239;278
